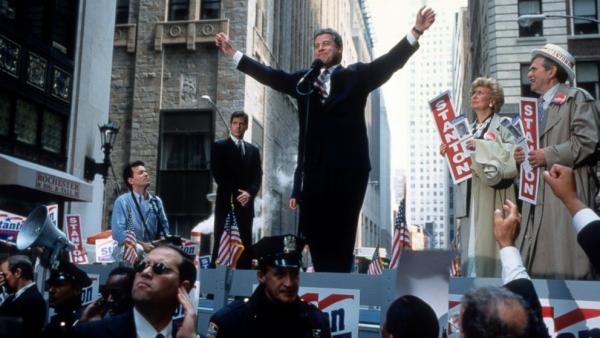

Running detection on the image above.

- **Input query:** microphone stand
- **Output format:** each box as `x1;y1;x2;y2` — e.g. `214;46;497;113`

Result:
294;71;318;240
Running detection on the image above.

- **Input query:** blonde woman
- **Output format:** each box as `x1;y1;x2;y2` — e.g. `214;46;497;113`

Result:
440;77;517;277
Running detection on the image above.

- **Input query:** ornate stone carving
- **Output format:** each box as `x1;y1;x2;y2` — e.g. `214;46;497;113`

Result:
27;52;47;90
0;35;19;77
52;67;71;102
180;75;197;107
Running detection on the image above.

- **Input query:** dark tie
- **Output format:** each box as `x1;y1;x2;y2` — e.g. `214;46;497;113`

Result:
155;334;165;338
237;140;245;157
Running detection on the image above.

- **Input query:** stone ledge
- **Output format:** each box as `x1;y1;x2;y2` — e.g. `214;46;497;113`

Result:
114;24;137;53
154;19;229;51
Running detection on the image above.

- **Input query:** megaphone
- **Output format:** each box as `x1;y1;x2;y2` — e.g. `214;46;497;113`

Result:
17;205;75;252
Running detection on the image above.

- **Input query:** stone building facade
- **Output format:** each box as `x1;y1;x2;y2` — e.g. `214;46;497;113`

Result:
105;0;382;253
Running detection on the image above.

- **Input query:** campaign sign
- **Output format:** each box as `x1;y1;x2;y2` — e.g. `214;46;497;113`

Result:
198;255;212;269
299;287;360;338
0;210;25;244
518;98;540;205
429;91;472;184
95;237;117;263
66;214;89;264
47;204;58;226
81;273;99;306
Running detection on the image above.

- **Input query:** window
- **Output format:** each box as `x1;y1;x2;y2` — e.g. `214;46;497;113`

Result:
573;0;599;35
158;110;213;236
201;0;220;19
115;0;129;24
0;0;16;20
521;64;538;98
168;0;189;21
519;0;543;37
577;61;600;100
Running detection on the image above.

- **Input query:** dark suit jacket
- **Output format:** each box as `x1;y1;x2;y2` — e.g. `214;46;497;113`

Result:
504;279;549;337
577;219;600;272
211;138;262;224
237;37;418;183
0;285;47;338
70;311;135;338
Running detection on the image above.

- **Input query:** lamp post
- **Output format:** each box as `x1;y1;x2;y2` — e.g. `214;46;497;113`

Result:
517;13;600;27
84;121;119;184
201;95;230;137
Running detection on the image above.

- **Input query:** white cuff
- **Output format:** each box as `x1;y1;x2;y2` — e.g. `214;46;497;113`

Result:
233;51;244;66
500;246;530;284
573;208;600;234
406;31;418;46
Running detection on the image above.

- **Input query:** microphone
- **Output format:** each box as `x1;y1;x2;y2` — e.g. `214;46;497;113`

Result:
296;59;324;87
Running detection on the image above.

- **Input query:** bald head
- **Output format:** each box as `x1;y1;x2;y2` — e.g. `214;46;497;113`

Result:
460;286;533;338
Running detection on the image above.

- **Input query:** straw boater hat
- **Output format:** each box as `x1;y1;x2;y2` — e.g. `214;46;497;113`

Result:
531;43;575;82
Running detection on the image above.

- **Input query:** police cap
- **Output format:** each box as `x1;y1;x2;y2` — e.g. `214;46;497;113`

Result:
47;261;92;288
253;235;305;269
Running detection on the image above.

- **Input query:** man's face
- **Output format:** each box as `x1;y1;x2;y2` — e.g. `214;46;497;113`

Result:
132;247;185;307
314;33;342;68
528;56;556;95
48;282;80;308
0;261;18;292
230;117;248;139
258;266;299;304
104;274;132;316
128;165;150;190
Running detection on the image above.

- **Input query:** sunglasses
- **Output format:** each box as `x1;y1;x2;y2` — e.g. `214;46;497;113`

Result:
133;261;176;275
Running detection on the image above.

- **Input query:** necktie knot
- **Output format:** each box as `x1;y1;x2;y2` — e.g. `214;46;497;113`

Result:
155;334;165;338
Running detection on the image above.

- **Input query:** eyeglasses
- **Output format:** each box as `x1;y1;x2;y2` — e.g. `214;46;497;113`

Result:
133;261;176;275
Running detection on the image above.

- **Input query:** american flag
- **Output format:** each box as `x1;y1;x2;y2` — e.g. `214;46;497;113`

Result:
389;198;411;269
122;207;138;264
215;207;245;268
367;244;383;275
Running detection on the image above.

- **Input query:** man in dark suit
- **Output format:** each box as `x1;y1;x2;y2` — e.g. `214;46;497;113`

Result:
211;111;262;269
215;8;436;272
0;255;46;338
543;164;600;272
71;244;198;338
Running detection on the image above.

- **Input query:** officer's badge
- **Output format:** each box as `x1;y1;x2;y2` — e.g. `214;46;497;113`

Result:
312;329;322;337
283;235;296;253
207;322;219;338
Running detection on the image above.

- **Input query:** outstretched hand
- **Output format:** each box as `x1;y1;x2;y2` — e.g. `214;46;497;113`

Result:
215;32;237;57
414;6;436;34
493;200;521;248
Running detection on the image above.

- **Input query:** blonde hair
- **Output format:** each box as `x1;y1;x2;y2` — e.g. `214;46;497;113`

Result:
471;77;505;114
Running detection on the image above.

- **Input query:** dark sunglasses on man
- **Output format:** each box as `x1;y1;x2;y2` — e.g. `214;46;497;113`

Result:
133;260;176;275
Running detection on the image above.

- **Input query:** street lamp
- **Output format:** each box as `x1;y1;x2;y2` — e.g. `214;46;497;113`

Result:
201;95;230;136
518;13;600;27
84;121;119;183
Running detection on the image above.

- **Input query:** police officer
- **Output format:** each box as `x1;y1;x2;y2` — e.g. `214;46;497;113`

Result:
207;235;331;338
42;261;92;338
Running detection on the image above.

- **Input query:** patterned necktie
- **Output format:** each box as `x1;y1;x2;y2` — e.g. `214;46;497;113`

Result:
314;69;330;102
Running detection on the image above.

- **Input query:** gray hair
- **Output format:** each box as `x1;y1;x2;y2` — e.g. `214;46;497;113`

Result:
314;28;343;49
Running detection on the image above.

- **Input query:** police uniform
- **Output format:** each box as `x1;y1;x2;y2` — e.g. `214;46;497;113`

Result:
42;262;92;338
207;235;331;338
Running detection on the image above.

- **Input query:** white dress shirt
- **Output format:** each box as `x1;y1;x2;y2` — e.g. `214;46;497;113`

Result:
133;307;173;338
